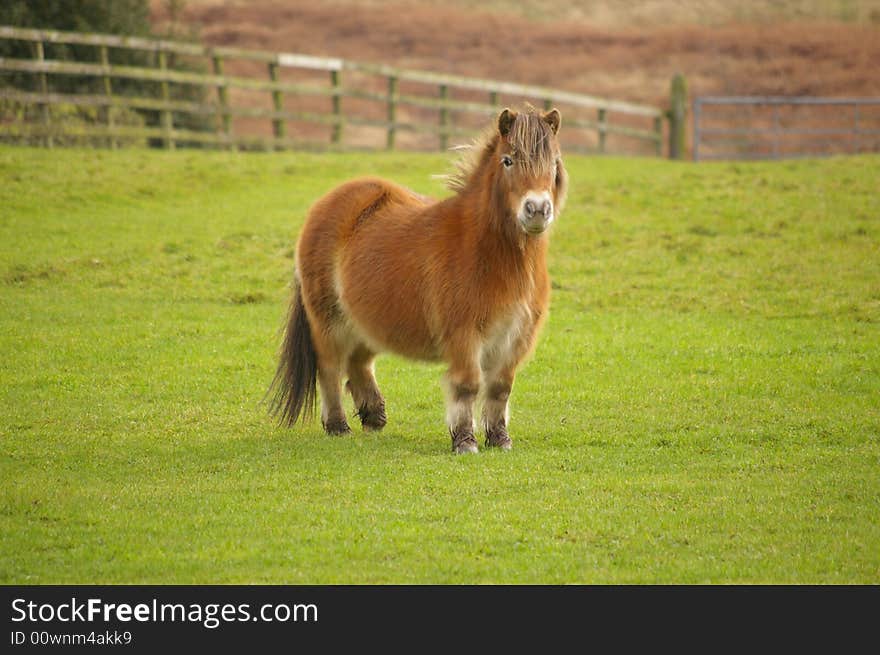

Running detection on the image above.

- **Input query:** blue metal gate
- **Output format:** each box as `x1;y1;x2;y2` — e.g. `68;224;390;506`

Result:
693;96;880;161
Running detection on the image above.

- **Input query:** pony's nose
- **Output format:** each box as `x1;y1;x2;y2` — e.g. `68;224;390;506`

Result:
525;199;551;218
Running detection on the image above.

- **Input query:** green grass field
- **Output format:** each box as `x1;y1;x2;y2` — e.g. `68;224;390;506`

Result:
1;146;878;583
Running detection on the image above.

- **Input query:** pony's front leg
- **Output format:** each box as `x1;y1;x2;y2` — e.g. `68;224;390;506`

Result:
346;345;386;431
482;371;514;450
444;352;481;454
481;320;537;450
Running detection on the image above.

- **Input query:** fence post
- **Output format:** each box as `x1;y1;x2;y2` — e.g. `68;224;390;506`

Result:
212;54;233;150
386;75;397;150
597;108;607;154
668;72;687;160
330;69;342;146
32;41;52;148
157;49;175;150
439;84;449;151
654;116;662;156
268;61;285;148
99;45;116;149
693;97;701;162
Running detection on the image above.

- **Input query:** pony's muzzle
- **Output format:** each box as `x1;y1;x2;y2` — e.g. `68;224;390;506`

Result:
518;192;554;234
524;199;551;218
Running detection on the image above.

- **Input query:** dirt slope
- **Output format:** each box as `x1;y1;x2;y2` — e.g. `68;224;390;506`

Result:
152;1;880;108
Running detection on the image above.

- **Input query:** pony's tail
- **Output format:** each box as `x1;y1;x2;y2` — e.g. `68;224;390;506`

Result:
268;280;318;426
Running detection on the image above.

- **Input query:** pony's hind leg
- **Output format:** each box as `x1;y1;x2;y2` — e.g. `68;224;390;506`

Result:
346;344;386;431
312;330;351;435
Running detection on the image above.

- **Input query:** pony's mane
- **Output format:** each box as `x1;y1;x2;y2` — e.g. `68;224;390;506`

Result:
444;109;557;193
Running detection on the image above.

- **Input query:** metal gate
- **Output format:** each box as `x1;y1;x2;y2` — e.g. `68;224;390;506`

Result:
693;96;880;161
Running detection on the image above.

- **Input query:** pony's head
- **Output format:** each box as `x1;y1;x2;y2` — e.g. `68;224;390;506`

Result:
491;107;568;236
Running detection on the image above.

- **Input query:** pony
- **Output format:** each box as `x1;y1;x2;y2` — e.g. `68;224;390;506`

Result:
269;107;568;453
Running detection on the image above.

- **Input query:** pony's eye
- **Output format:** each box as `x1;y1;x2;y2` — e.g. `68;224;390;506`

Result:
501;155;514;168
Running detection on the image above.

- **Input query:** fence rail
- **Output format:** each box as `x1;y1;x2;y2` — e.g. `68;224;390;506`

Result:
0;25;685;156
693;96;880;161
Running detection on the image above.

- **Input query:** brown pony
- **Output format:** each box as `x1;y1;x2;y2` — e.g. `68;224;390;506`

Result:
270;107;568;453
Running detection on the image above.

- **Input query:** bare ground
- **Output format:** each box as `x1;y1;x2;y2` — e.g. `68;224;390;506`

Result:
152;1;880;107
145;2;880;154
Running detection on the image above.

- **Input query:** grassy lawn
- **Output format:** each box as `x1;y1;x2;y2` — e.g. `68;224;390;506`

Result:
1;146;878;583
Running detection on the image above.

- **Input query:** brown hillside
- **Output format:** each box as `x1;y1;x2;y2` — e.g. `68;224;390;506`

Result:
152;1;880;108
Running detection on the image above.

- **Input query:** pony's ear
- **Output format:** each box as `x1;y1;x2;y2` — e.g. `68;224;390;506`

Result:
543;108;561;135
498;108;517;137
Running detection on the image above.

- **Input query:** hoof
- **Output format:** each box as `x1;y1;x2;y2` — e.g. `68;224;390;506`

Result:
323;418;351;436
358;404;387;432
486;427;513;451
452;430;479;454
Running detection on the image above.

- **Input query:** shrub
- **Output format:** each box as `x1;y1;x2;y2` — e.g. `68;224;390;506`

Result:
0;97;146;147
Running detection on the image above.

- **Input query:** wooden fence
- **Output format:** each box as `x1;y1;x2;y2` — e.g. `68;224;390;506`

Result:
0;25;686;157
